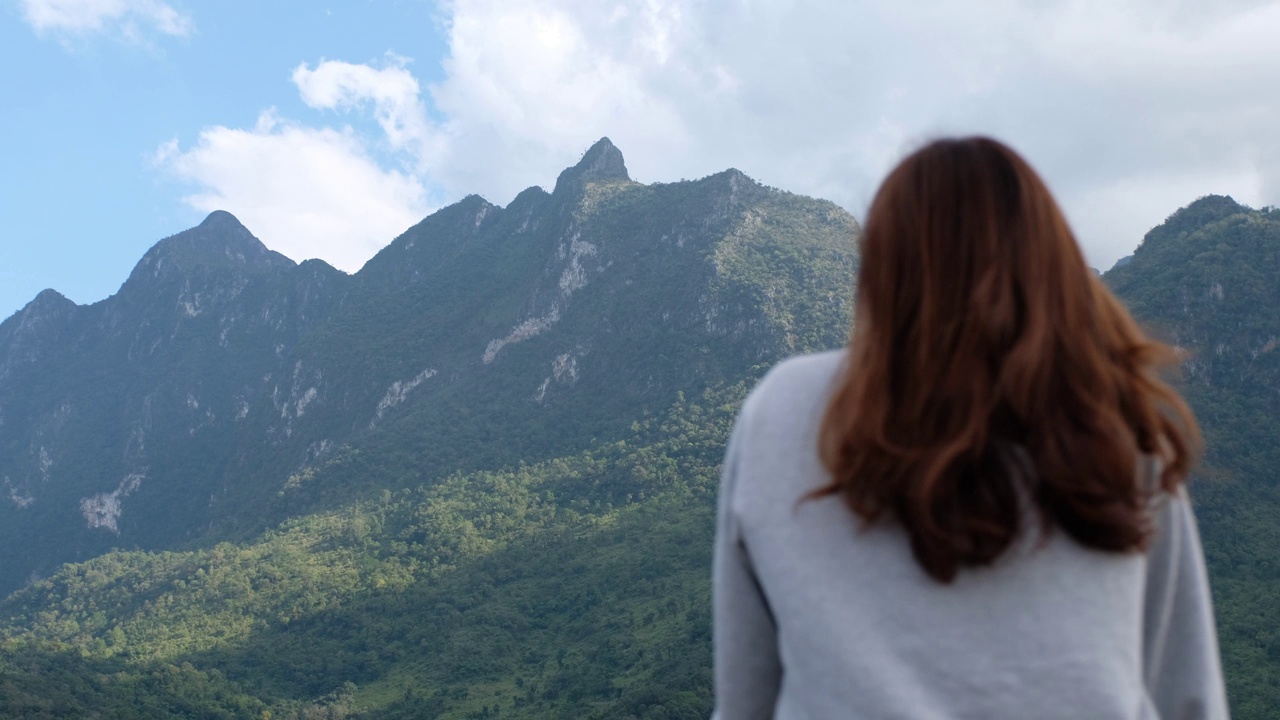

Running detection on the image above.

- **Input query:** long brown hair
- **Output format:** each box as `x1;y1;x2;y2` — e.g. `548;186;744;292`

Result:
816;137;1199;583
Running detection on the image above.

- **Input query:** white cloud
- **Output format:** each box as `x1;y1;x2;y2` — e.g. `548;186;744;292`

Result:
416;0;1280;268
155;0;1280;273
424;0;711;199
20;0;192;40
154;111;428;272
292;56;439;161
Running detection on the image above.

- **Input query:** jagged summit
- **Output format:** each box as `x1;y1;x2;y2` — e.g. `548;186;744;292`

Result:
553;137;630;194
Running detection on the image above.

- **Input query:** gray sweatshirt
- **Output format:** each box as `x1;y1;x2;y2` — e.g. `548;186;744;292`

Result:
713;351;1229;720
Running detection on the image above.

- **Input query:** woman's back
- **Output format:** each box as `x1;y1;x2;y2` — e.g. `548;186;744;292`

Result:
714;350;1227;719
711;136;1227;719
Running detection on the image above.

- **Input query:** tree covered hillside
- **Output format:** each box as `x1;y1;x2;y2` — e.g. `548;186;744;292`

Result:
0;386;746;719
1106;196;1280;718
0;139;858;718
1;171;1278;717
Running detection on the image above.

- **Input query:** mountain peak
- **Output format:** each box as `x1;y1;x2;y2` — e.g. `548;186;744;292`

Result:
1170;195;1248;227
199;210;247;230
32;288;72;306
554;137;630;194
1;288;77;336
1137;194;1250;257
19;288;75;319
120;214;293;296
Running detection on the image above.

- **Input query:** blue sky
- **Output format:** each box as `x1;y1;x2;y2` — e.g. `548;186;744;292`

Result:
3;0;1279;321
1;1;448;318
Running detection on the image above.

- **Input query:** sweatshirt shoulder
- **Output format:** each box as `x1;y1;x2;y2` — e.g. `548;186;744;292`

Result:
756;349;847;398
739;350;847;427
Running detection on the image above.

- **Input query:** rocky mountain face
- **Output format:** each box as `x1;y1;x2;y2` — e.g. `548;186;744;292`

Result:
0;209;337;588
0;138;858;595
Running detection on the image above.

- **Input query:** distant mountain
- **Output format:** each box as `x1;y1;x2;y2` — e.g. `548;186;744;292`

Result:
0;138;857;719
1;160;1277;718
0;137;857;595
1106;196;1280;719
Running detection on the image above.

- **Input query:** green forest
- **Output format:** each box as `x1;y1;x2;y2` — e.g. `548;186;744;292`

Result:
0;384;746;719
0;160;1278;718
1106;197;1280;719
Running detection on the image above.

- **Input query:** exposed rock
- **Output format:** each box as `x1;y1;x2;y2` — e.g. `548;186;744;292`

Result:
553;137;631;194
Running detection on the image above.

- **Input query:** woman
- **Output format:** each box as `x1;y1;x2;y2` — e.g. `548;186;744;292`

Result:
712;137;1228;719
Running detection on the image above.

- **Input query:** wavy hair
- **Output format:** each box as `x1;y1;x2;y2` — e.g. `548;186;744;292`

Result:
815;137;1200;583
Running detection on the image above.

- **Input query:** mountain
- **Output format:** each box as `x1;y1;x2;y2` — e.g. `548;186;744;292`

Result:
1105;196;1280;718
0;138;858;718
1;155;1277;718
0;138;858;599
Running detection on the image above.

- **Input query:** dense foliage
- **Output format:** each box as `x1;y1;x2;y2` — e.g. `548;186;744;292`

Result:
1107;197;1280;717
0;385;746;719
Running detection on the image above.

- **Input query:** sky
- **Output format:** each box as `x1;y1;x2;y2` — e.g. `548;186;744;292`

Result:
2;0;1279;321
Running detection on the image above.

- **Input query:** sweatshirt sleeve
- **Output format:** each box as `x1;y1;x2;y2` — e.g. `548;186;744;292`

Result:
712;399;782;720
1142;485;1230;720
